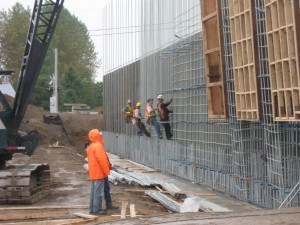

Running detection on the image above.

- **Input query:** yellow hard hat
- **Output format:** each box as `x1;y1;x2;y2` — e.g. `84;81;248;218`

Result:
136;102;141;107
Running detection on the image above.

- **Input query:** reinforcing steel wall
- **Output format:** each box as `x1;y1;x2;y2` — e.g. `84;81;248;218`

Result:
103;0;300;208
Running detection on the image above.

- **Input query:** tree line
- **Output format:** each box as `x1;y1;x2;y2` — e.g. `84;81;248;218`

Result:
0;3;103;111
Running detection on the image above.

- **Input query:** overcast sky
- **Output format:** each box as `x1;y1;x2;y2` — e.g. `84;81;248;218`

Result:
1;0;111;81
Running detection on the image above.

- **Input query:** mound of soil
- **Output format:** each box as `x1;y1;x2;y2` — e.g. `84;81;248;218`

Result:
3;93;102;154
19;104;103;152
3;94;102;139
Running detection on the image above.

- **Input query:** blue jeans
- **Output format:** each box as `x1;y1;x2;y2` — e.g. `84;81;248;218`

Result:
90;179;105;213
104;177;112;207
150;117;161;137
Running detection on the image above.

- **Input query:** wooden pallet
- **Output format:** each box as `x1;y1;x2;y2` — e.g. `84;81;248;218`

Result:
264;0;300;121
201;0;228;119
229;0;261;120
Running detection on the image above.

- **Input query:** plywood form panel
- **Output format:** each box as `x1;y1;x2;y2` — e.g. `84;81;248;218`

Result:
229;0;261;120
201;0;228;119
264;0;300;121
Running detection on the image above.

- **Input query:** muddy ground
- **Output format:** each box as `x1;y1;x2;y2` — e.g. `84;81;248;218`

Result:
2;105;299;224
4;105;171;224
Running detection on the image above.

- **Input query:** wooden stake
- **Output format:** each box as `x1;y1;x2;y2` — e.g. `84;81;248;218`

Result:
120;201;128;219
130;204;136;218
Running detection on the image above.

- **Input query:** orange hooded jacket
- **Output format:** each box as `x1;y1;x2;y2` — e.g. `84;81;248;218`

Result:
86;129;110;180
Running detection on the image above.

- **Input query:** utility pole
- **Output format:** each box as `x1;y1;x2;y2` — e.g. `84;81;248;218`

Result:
50;48;58;113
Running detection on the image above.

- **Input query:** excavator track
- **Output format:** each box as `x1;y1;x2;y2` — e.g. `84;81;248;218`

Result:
0;164;50;204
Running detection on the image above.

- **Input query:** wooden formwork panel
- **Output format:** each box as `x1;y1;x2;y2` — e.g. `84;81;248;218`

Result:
229;0;261;120
201;0;228;119
264;0;300;121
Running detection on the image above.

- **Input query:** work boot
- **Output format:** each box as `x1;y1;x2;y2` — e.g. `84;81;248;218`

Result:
91;211;106;216
105;204;119;210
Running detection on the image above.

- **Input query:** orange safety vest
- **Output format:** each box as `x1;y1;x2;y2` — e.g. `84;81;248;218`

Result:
145;104;156;119
157;102;166;119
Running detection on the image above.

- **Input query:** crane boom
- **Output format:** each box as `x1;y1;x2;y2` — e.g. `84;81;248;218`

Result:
12;0;64;130
0;0;64;204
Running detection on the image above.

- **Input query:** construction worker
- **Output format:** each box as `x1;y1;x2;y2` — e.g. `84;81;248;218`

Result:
157;95;173;140
86;129;110;215
84;142;118;211
146;98;163;139
103;162;119;210
122;99;133;124
133;102;151;137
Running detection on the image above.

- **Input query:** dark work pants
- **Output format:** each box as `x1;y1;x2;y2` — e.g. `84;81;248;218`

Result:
161;119;172;139
104;177;112;207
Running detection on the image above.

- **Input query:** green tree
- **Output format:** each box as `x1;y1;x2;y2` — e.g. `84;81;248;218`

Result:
0;2;102;111
95;81;103;107
51;9;99;82
60;67;82;109
30;76;52;109
59;68;103;110
0;4;30;87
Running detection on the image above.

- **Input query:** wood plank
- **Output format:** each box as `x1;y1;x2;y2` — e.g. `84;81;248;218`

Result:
60;219;94;225
201;0;228;120
120;201;128;219
111;214;143;217
2;219;89;225
201;12;217;22
0;205;89;211
130;204;136;218
207;81;223;87
72;212;98;220
201;0;217;17
0;211;70;221
205;47;220;54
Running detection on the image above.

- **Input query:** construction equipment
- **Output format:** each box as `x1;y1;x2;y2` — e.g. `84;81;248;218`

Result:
0;0;64;204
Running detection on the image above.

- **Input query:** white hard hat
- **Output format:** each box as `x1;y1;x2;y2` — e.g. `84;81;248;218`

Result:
127;99;131;103
157;94;164;99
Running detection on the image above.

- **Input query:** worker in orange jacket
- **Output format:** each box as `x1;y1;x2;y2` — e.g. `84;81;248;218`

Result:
86;129;110;215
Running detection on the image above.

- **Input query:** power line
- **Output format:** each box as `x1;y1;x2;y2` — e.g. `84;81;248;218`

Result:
89;24;201;37
88;21;198;31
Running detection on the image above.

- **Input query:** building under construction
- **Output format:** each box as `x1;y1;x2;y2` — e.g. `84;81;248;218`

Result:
102;0;300;208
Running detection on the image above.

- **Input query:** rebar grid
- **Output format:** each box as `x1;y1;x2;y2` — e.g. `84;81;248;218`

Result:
102;0;300;208
254;0;300;208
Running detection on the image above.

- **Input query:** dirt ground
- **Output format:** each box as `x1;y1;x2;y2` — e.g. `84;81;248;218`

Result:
2;105;171;224
1;104;299;224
